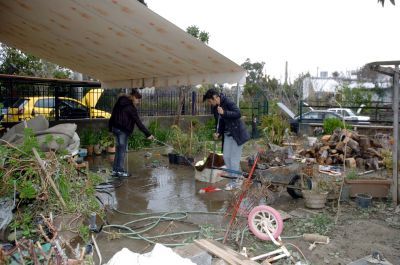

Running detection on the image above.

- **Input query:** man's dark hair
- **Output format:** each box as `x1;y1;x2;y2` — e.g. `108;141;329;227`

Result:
130;88;142;99
203;88;220;102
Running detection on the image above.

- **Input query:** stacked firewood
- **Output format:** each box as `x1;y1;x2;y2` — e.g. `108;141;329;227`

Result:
298;129;386;170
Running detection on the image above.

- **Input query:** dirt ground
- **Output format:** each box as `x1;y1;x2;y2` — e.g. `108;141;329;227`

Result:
89;146;400;265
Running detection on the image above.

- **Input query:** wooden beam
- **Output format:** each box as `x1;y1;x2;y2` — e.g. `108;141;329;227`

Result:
195;239;259;265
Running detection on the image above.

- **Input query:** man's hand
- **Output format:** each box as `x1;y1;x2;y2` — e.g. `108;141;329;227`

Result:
217;106;224;115
213;133;220;140
147;135;155;140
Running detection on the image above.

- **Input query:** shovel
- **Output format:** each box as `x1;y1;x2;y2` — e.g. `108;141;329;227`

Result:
209;115;220;183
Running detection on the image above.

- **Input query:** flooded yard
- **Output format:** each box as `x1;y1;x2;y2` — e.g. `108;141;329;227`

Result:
86;148;400;264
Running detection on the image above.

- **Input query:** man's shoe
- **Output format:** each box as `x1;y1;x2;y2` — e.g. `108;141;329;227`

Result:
111;170;118;176
117;171;131;177
224;182;238;191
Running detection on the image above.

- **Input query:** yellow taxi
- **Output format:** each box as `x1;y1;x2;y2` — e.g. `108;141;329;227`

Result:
4;88;110;122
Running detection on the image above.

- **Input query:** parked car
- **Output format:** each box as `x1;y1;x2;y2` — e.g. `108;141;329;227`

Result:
3;89;110;122
1;97;19;120
290;110;344;133
327;108;370;122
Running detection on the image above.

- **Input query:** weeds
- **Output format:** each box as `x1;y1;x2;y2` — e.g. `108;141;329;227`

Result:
288;213;333;236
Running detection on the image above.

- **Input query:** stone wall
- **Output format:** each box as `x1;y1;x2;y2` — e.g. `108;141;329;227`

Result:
50;115;213;134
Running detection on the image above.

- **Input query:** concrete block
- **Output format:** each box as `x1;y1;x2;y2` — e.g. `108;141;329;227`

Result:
174;243;212;265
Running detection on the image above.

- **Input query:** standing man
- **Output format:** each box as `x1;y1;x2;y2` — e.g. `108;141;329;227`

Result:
203;89;250;190
109;89;154;177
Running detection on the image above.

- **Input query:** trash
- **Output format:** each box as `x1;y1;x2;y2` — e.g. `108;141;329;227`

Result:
198;186;221;193
106;244;196;265
318;165;342;176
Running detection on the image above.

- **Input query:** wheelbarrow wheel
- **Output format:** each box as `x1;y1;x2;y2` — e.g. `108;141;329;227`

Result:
248;205;283;241
287;174;312;199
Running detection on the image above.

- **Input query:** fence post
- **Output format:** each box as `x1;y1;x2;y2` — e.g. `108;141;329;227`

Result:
55;86;59;121
191;91;196;116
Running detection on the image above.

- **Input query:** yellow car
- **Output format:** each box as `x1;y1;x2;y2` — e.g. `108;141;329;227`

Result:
4;88;110;122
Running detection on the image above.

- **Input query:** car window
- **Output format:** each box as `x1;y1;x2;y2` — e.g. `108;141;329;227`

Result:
61;99;87;111
12;99;28;108
302;112;320;119
34;98;55;108
325;113;340;119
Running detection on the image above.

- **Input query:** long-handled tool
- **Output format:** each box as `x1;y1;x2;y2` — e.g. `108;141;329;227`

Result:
209;115;220;183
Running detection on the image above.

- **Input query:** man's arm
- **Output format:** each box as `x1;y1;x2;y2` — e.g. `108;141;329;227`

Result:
130;107;151;137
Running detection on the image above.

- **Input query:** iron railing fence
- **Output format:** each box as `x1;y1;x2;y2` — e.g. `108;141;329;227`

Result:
0;75;268;125
299;100;396;124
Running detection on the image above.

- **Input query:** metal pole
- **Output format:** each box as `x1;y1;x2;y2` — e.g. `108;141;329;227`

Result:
393;65;399;205
236;83;240;107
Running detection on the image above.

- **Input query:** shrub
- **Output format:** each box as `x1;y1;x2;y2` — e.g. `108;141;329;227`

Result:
323;118;351;134
260;114;289;145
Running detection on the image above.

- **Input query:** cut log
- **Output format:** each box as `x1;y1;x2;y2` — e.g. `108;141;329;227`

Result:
366;148;383;159
345;158;357;168
336;142;345;152
359;136;370;149
356;158;365;169
347;138;360;153
321;135;331;142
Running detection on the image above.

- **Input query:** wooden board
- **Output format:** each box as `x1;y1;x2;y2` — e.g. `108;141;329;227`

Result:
194;239;259;265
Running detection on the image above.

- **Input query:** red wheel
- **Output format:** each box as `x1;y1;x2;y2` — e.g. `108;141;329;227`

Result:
247;205;283;241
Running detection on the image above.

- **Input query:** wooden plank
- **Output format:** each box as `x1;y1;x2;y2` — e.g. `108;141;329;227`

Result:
195;239;259;265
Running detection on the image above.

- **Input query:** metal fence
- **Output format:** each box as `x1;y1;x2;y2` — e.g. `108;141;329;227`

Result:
0;75;268;125
299;100;396;124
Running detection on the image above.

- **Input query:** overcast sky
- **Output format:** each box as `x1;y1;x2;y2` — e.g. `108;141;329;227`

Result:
149;0;399;82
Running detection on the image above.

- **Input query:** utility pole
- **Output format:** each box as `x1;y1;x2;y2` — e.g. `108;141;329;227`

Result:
284;61;288;85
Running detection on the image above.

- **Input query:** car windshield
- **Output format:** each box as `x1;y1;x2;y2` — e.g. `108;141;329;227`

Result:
11;98;28;108
345;109;356;116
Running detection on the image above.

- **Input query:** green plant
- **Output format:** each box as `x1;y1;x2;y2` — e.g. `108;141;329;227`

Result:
323;118;351;134
80;129;90;146
148;120;171;143
346;169;358;180
168;125;202;156
99;130;114;148
381;149;393;170
260;114;289;145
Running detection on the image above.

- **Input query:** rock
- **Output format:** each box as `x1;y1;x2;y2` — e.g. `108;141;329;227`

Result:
324;257;330;264
7;230;22;241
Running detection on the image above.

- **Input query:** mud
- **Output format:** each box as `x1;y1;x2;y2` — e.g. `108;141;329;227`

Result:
87;149;400;264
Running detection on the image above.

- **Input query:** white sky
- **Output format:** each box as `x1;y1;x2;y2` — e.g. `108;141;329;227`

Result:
149;0;400;82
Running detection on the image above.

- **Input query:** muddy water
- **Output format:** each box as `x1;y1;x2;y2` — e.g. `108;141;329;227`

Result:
87;149;231;261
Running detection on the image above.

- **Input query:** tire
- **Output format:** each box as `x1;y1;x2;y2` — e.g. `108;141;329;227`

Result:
287;174;312;199
248;205;283;241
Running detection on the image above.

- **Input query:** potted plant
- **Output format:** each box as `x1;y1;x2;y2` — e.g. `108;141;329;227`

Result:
81;129;95;156
87;130;98;156
101;132;115;154
344;167;391;198
168;125;201;165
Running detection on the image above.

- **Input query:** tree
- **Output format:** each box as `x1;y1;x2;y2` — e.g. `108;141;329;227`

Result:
172;25;210;125
378;0;395;6
0;44;43;76
186;25;210;44
0;43;71;78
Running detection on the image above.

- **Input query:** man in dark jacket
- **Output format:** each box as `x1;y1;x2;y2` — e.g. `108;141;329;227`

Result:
203;89;250;190
109;89;154;177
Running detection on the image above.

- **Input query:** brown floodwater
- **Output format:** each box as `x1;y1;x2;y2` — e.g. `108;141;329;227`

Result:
86;149;232;262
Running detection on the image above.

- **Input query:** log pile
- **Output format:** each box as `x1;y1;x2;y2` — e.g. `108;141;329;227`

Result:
298;129;386;170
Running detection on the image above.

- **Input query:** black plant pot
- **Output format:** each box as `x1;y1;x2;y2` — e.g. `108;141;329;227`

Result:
168;153;179;164
177;155;194;166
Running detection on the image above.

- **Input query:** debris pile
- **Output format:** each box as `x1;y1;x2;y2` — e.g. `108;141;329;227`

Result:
0;118;104;264
298;129;388;170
